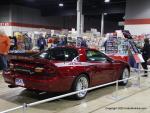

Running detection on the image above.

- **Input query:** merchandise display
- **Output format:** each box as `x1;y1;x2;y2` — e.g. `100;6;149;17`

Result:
3;46;130;100
103;31;129;62
105;35;118;54
103;30;144;65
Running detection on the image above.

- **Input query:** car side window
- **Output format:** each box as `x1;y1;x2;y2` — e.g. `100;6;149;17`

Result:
86;50;107;62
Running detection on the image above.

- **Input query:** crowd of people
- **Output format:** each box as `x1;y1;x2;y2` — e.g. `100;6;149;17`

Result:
1;29;150;77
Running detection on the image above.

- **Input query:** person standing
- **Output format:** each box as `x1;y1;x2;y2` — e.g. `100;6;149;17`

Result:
81;38;88;48
37;35;46;51
141;38;150;77
9;36;17;50
0;30;10;71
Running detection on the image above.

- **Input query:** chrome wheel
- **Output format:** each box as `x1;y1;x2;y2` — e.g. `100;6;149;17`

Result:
119;68;130;86
76;76;89;98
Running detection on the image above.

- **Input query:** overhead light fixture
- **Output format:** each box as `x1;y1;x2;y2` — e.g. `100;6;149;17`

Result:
104;13;108;15
104;0;110;3
59;3;64;7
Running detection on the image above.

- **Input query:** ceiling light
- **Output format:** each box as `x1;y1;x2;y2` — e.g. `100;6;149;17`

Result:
59;3;64;7
104;13;108;15
104;0;110;3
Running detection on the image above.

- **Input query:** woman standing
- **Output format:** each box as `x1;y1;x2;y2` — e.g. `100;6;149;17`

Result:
141;38;150;77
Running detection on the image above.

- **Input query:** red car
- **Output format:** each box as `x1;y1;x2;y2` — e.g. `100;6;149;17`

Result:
3;47;130;99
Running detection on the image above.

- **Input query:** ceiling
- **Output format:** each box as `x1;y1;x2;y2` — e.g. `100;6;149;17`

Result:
0;0;126;16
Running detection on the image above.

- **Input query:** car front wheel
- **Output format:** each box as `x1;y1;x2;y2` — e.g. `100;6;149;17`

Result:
119;68;130;86
72;74;89;100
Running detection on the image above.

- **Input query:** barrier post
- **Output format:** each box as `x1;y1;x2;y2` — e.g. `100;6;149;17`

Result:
138;63;141;88
22;103;27;113
111;80;120;100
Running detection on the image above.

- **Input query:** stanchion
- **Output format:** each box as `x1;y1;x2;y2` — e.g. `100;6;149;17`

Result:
115;80;119;99
22;103;27;113
110;80;121;100
131;65;142;88
137;63;141;88
138;68;141;88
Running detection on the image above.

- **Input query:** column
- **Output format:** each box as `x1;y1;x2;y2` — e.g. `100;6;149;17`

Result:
101;13;104;37
77;0;83;37
81;14;84;34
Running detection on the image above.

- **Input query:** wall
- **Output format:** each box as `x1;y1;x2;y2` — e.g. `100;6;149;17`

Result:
126;0;150;19
125;0;150;35
11;5;72;28
0;5;121;36
0;5;11;22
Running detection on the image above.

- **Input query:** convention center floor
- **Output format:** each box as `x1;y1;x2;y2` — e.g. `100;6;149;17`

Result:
0;71;150;113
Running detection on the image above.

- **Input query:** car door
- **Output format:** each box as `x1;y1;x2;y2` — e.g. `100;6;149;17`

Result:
86;50;115;85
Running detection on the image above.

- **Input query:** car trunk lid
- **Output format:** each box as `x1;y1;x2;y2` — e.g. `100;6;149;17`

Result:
10;58;58;76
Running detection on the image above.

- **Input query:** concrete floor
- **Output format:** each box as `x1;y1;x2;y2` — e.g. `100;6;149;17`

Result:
0;71;150;113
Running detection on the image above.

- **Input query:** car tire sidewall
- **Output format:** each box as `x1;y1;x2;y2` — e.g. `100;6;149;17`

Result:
119;68;130;86
72;74;89;100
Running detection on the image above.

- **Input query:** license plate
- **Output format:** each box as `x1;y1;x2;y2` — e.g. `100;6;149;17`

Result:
15;78;25;86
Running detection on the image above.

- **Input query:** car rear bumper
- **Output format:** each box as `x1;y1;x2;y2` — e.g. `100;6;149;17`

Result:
3;71;75;93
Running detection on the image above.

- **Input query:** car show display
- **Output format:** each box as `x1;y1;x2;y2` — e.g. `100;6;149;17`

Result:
3;47;130;99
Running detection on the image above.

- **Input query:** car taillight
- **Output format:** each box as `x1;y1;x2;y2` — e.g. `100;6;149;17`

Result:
34;67;44;73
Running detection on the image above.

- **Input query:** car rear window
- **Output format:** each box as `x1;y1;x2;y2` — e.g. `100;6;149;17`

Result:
34;48;78;61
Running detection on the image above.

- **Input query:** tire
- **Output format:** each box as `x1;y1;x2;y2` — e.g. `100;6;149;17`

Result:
72;74;89;100
119;68;130;86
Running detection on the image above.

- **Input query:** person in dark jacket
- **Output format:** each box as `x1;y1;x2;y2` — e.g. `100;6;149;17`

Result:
37;35;46;51
141;38;150;77
81;39;88;48
9;36;17;50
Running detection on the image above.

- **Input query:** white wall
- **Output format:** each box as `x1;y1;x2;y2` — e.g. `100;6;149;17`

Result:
125;0;150;35
0;26;12;36
126;0;150;19
125;25;150;35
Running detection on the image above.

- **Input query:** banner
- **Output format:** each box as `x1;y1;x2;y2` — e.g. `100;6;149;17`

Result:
133;53;145;63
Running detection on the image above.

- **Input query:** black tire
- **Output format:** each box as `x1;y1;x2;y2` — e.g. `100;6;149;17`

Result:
72;74;89;100
119;68;130;86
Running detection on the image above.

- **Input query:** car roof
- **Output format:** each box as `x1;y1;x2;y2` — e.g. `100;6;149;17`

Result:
49;46;98;51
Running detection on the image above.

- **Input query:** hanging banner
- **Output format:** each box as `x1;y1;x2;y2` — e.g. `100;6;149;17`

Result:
133;53;145;63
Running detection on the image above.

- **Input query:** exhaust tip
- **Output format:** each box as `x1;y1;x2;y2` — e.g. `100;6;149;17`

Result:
8;85;18;88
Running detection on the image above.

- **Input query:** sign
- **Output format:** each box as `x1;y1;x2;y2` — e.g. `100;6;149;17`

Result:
133;53;145;63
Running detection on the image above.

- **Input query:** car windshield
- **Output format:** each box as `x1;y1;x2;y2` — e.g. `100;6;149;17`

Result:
33;48;78;61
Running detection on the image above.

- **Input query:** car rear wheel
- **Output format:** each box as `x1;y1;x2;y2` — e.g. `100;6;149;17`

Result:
119;68;130;86
72;74;89;100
